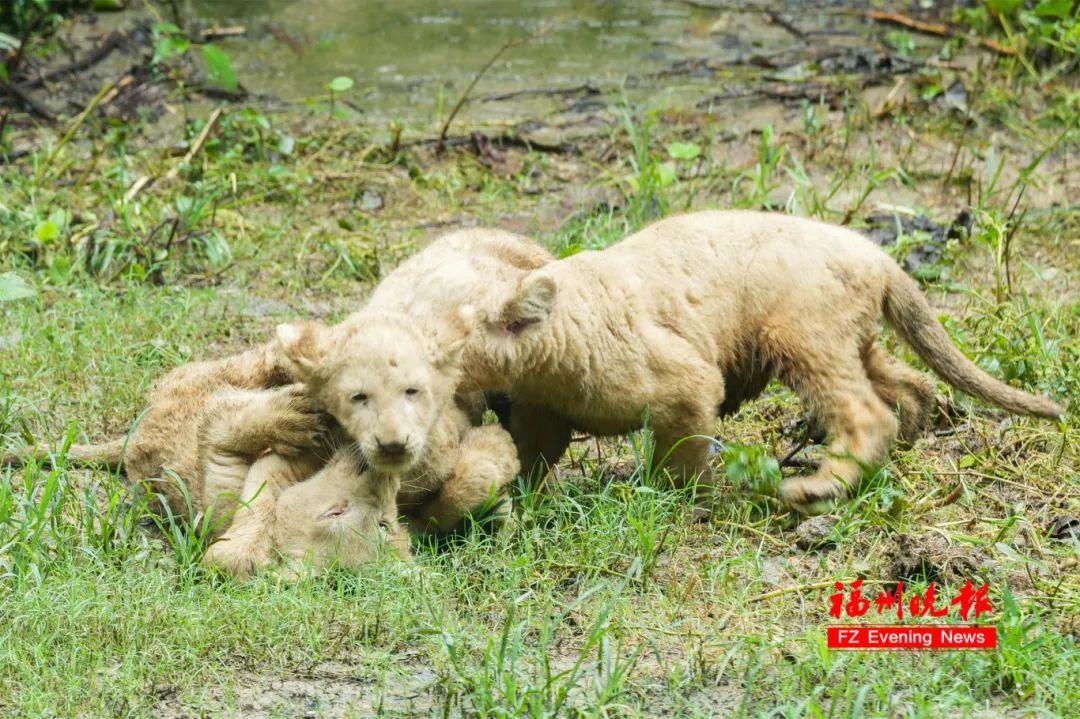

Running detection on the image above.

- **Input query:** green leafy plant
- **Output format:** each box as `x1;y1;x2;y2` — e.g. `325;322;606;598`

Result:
151;22;238;93
957;0;1079;69
720;442;781;497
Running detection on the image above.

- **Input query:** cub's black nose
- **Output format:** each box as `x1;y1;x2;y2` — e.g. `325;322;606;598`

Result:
376;439;407;456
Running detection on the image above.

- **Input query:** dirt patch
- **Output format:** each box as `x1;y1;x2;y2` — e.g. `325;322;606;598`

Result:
154;660;440;718
883;532;990;585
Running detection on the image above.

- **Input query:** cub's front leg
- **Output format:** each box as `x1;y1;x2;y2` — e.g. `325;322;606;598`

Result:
409;424;519;535
203;384;328;460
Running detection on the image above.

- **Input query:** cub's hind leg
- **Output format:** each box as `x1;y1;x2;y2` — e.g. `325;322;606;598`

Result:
410;424;519;535
862;343;936;443
202;384;326;460
778;350;899;515
507;401;572;492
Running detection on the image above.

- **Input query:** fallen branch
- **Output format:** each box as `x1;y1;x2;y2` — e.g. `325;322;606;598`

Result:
749;579;889;604
200;25;246;41
437;35;525;153
867;10;1015;57
269;24;305;56
20;31;124;88
410;130;574;155
0;78;55;120
762;12;805;40
479;83;599;103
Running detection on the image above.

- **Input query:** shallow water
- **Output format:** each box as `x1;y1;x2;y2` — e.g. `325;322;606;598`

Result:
178;0;875;125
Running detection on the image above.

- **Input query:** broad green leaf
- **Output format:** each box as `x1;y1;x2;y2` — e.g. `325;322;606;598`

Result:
0;273;36;302
201;44;238;92
657;163;678;188
34;219;58;243
153;36;189;64
327;76;355;93
986;0;1024;15
1034;0;1072;18
667;142;701;161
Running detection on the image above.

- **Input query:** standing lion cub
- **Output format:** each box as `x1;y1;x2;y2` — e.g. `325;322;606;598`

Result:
462;210;1063;514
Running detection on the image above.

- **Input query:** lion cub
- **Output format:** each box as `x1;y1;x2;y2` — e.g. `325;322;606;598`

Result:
465;211;1063;514
275;309;520;535
3;344;407;576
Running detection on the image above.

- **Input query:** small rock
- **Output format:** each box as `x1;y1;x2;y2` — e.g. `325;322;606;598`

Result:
360;189;384;212
884;532;987;584
0;331;22;350
794;514;839;550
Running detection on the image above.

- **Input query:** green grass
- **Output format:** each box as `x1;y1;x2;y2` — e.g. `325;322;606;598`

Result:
1;30;1078;718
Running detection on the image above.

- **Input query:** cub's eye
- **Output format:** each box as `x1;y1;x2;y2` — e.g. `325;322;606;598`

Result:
351;392;369;403
405;387;420;396
505;320;529;335
378;520;390;532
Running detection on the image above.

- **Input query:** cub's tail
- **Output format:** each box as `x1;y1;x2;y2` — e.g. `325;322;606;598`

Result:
1;437;127;472
883;265;1064;420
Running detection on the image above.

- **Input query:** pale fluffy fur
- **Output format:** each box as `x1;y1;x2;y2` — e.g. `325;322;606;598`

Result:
4;348;409;577
465;210;1064;514
272;228;552;532
275;310;520;535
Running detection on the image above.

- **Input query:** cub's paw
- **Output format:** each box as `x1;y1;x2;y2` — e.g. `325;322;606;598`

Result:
778;474;847;516
203;536;274;579
265;384;328;455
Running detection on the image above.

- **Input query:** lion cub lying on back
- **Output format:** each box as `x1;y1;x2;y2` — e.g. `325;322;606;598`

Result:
463;211;1063;514
6;310;519;576
5;344;409;575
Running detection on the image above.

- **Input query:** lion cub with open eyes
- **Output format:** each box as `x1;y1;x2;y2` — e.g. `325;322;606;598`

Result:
3;344;409;577
463;211;1064;515
275;308;520;535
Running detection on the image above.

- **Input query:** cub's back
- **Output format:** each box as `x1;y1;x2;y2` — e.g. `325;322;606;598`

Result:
368;228;553;322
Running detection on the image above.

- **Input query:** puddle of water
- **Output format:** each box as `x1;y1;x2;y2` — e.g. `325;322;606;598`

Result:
177;0;872;125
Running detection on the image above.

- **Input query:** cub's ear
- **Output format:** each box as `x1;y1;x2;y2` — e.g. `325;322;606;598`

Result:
275;321;331;380
503;274;556;334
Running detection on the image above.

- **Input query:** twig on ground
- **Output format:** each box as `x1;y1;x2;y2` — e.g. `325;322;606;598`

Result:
269;24;306;56
478;83;599;103
21;31;125;88
124;107;223;202
0;79;56;120
762;12;805;40
779;429;813;468
36;79;116;182
867;10;1015;57
931;483;965;509
437;35;525;154
200;26;246;41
